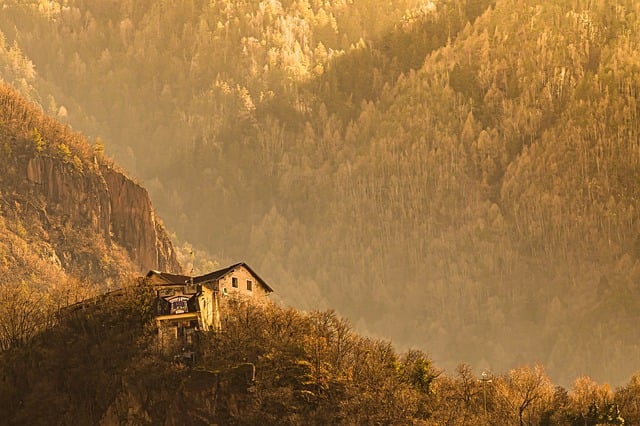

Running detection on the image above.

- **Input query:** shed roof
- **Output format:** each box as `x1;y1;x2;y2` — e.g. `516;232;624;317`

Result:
145;270;191;285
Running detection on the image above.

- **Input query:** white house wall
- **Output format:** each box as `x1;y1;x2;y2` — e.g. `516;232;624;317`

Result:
218;265;270;299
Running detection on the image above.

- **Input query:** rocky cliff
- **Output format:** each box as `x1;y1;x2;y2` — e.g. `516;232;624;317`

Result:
0;83;180;290
101;165;179;273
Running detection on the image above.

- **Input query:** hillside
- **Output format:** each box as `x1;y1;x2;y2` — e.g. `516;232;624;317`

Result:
0;84;180;349
1;288;639;425
1;0;640;386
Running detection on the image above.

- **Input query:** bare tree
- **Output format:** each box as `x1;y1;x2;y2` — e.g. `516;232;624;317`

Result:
0;282;50;350
496;364;554;426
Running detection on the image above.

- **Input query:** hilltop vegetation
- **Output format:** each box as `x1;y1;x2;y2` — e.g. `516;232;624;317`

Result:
0;83;182;349
1;0;640;385
0;82;130;342
1;289;639;425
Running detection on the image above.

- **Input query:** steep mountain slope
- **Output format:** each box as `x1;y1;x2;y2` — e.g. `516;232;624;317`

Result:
2;0;640;386
325;0;640;384
322;0;640;384
0;83;180;306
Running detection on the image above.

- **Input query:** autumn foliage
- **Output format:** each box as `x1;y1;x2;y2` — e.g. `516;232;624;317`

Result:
1;290;638;425
1;0;640;391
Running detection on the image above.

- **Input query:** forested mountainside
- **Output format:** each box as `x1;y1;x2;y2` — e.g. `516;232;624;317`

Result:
0;84;180;347
2;0;640;385
1;289;639;425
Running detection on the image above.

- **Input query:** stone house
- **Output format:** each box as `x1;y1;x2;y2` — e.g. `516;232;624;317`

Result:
145;262;273;351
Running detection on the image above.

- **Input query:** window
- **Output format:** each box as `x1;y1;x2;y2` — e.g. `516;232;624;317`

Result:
246;280;252;291
232;277;238;288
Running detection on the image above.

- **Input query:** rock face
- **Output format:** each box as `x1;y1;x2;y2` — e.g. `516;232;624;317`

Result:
22;155;180;274
0;83;180;287
101;166;179;273
27;156;112;243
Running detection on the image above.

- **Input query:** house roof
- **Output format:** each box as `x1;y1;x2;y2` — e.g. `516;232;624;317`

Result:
194;262;274;293
145;262;273;293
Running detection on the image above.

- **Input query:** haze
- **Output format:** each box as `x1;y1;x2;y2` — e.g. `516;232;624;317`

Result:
1;0;639;387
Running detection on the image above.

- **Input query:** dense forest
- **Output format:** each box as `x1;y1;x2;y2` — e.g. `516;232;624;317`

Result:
1;288;639;425
1;0;640;386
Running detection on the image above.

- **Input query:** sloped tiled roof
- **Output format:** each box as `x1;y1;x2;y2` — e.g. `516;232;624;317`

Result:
146;262;274;293
194;262;274;293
